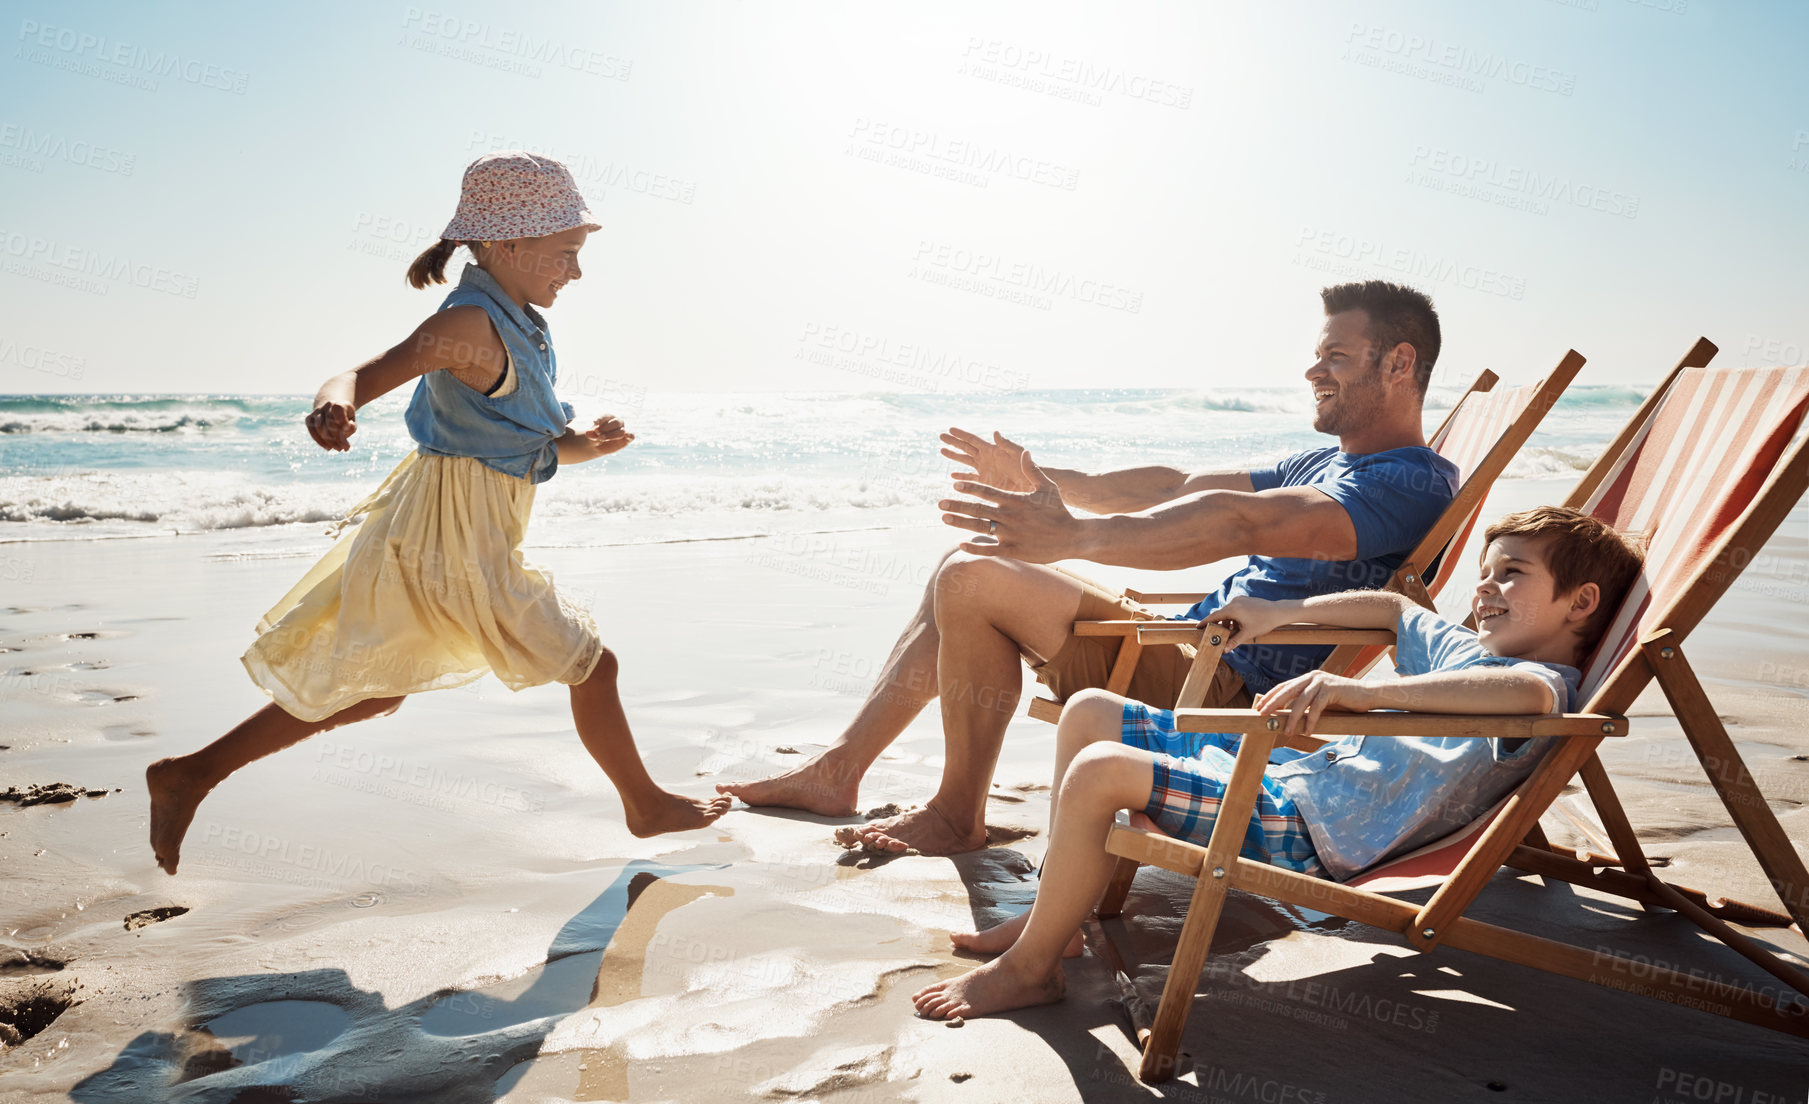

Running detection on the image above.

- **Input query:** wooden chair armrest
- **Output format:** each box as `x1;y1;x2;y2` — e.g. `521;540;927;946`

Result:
1172;708;1629;739
1105;811;1208;875
1122;589;1210;605
1131;623;1398;646
1071;619;1155;637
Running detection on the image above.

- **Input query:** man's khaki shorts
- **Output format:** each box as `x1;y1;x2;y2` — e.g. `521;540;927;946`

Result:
1031;570;1251;711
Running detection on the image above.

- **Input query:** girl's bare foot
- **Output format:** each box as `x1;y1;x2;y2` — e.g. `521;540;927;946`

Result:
949;911;1084;959
912;956;1066;1020
146;757;210;875
626;790;732;837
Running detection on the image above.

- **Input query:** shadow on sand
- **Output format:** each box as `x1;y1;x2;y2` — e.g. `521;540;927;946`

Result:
70;859;725;1104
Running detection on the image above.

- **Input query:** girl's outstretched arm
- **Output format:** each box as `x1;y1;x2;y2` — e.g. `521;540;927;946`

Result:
306;306;506;451
555;414;635;465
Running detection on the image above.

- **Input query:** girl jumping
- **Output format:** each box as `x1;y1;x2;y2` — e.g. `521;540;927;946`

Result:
148;152;729;873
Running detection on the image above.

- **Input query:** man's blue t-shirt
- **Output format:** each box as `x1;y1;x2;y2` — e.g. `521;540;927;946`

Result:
1181;446;1459;694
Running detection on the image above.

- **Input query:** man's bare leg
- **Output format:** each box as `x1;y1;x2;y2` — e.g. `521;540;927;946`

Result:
951;690;1144;956
846;555;1086;855
716;550;957;816
147;695;406;875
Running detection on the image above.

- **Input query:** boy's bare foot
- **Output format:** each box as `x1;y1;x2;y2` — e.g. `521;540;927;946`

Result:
949;911;1084;959
146;756;209;875
912;956;1065;1020
716;753;860;817
626;790;732;837
833;802;984;856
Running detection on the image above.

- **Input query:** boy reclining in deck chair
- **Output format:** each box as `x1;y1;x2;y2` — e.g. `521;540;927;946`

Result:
912;505;1643;1020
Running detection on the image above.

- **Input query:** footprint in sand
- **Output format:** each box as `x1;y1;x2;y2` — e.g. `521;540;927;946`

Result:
73;689;139;705
123;906;190;932
0;950;67;977
0;978;80;1048
1;783;120;807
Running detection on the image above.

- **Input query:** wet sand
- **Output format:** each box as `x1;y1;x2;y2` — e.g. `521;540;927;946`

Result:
2;476;1807;1102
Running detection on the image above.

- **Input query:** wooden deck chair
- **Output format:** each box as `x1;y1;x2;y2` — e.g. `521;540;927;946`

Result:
1098;347;1809;1082
1026;350;1586;726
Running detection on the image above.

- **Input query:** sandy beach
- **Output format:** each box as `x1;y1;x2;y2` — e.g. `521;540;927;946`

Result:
2;476;1807;1103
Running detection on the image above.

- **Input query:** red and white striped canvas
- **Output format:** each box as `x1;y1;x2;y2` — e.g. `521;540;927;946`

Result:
1418;381;1544;590
1577;365;1809;706
1430;381;1541;483
1347;365;1809;886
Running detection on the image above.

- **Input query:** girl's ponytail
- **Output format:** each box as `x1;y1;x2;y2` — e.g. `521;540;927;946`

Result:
406;239;461;289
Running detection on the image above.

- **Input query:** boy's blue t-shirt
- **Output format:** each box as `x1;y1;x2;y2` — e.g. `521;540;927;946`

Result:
1267;606;1582;880
1181;446;1460;694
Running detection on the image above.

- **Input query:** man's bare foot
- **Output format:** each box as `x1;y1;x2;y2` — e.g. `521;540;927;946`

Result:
912;955;1066;1020
626;791;733;837
716;753;859;817
147;756;210;875
833;802;984;856
949;911;1084;959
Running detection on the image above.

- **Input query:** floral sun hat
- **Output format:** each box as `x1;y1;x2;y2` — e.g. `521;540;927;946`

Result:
440;151;601;242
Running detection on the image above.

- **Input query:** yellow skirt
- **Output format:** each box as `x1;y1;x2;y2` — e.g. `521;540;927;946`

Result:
242;451;603;722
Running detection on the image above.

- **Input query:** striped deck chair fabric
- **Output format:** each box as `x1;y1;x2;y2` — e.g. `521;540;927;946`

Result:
1575;365;1809;707
1341;364;1809;887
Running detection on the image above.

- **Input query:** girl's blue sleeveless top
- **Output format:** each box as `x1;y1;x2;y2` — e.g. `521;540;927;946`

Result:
404;262;573;484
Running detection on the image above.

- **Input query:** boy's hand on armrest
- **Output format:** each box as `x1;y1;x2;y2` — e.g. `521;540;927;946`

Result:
1255;671;1375;739
1212;596;1304;650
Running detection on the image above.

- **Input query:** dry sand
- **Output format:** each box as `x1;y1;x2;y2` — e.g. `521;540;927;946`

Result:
1;477;1807;1102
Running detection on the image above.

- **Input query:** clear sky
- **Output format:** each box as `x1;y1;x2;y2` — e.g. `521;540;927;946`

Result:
3;0;1806;397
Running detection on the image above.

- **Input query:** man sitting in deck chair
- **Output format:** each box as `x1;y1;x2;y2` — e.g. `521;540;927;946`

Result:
910;505;1644;1020
722;281;1459;855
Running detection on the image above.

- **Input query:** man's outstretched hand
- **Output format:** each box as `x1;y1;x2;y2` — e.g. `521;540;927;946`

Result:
940;447;1080;562
940;427;1037;494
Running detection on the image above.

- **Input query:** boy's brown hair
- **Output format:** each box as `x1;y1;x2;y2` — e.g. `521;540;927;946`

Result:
1482;505;1645;659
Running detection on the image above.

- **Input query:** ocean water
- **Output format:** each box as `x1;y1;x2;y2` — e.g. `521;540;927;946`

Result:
0;385;1638;550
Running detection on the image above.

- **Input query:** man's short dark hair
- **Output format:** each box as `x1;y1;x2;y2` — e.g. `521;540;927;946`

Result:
1320;281;1441;395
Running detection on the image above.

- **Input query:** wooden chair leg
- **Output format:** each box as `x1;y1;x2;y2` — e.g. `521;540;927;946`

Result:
1647;634;1809;932
1579;753;1651;876
1138;728;1278;1082
1097;857;1139;919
